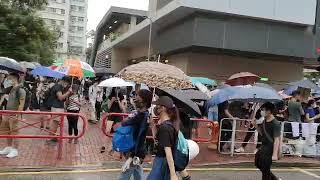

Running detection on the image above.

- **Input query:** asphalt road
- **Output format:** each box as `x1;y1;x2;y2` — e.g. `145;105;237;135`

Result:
0;167;319;180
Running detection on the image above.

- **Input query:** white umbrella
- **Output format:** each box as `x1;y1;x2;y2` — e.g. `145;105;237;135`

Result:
98;77;133;87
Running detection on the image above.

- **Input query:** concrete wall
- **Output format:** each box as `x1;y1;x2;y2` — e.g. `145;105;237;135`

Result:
167;52;303;89
111;48;130;73
181;0;317;25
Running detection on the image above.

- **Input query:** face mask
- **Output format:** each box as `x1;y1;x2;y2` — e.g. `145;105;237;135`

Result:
3;79;13;88
260;110;266;117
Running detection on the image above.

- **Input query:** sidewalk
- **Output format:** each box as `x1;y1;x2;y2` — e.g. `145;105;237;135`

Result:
0;114;318;169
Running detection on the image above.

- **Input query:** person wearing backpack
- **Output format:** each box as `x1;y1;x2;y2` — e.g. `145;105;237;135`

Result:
117;89;153;180
147;96;191;180
0;72;26;158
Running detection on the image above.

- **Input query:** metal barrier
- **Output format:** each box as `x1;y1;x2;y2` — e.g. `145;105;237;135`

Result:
191;118;219;143
0;110;87;159
101;113;219;143
219;118;259;156
280;121;320;157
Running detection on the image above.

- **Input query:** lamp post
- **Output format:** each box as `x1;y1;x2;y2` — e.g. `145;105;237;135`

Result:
145;17;153;61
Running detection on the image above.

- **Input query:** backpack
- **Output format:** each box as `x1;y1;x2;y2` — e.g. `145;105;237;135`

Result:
112;126;136;153
16;86;31;111
164;121;190;171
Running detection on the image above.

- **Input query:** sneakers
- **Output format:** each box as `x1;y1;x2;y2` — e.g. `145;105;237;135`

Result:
6;148;18;158
235;147;245;153
0;147;12;155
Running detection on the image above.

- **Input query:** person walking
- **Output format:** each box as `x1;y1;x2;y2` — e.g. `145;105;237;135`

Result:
254;102;282;180
66;84;81;144
46;77;72;145
147;96;185;180
0;72;26;158
118;89;153;180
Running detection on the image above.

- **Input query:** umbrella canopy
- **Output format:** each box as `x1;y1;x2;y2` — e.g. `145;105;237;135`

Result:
0;57;24;73
179;89;209;101
118;62;192;89
226;72;260;86
52;59;95;78
20;61;39;70
283;79;320;95
155;88;202;117
98;77;133;87
191;77;217;86
207;85;281;107
31;66;65;79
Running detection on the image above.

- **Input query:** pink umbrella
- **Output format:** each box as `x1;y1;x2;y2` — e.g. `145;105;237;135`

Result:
226;72;260;86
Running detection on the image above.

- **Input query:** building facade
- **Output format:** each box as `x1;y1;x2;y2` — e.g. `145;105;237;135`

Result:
91;0;320;88
38;0;88;61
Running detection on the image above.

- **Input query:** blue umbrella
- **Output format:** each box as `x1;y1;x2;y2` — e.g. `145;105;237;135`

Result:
227;86;282;102
191;77;217;86
206;88;235;108
283;79;320;95
31;66;65;79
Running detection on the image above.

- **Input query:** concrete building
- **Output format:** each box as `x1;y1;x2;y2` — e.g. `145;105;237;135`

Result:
39;0;88;61
91;0;320;87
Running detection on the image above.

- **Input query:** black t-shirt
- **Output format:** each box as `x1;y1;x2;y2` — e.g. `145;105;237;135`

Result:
155;121;178;157
218;101;229;121
50;84;65;108
258;119;281;154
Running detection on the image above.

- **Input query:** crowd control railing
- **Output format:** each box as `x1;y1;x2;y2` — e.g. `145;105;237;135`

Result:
219;118;259;156
0;110;87;159
101;113;219;143
280;121;320;157
191;118;219;144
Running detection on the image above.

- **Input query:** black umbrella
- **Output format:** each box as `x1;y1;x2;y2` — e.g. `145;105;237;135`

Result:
0;57;24;73
155;88;202;117
179;89;209;101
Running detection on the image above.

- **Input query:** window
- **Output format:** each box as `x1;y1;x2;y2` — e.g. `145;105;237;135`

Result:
60;20;64;25
59;32;64;38
58;43;63;48
70;5;77;11
50;19;56;25
62;0;66;3
47;7;56;13
69;26;76;32
70;16;77;22
78;17;84;22
77;26;84;31
78;6;85;12
61;9;65;14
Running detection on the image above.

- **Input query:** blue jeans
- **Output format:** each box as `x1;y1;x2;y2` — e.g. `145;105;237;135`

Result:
119;164;144;180
147;157;170;180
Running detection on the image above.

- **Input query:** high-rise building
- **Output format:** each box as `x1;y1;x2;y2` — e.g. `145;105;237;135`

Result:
38;0;88;61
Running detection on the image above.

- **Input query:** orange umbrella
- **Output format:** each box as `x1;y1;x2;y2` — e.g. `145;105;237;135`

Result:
226;72;260;86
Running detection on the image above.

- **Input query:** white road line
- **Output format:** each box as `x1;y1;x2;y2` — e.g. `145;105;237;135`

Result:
295;168;320;179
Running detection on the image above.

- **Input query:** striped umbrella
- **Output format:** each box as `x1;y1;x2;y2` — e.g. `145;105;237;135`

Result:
52;59;95;78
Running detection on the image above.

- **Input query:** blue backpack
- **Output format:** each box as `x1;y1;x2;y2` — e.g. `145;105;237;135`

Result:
164;122;189;171
112;126;135;153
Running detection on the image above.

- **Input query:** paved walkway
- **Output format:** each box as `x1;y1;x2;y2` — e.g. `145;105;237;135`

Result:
0;112;318;169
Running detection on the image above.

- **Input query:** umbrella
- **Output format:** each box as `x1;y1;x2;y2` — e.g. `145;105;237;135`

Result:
98;77;133;87
191;77;217;86
283;79;320;95
31;66;65;79
155;88;202;117
0;57;24;73
52;59;95;78
117;62;192;89
278;90;292;100
179;89;209;101
20;61;39;70
226;72;260;86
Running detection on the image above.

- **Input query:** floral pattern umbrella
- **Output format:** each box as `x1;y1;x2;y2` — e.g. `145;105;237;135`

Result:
52;59;95;78
117;62;192;89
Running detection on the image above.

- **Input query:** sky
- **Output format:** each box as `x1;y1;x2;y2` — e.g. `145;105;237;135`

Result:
87;0;149;31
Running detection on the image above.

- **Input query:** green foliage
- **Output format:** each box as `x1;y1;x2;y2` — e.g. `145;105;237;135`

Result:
0;0;57;66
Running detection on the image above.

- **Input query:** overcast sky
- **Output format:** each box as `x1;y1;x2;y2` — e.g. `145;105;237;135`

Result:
87;0;149;31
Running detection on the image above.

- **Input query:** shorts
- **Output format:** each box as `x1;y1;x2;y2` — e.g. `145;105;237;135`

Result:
51;107;65;122
0;115;18;133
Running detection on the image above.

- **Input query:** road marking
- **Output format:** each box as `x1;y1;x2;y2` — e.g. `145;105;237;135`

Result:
294;168;320;179
0;168;319;176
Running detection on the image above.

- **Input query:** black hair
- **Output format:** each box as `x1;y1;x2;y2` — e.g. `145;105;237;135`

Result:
261;102;276;114
137;89;153;108
291;90;301;97
9;72;20;80
307;99;315;107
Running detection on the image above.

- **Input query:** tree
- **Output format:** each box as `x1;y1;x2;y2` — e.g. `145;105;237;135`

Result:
0;0;57;65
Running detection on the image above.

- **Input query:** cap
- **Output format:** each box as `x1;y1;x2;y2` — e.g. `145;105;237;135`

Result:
152;96;175;109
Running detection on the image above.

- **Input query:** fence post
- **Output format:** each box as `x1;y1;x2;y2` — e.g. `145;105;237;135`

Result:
230;119;237;157
57;114;65;160
279;121;285;158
